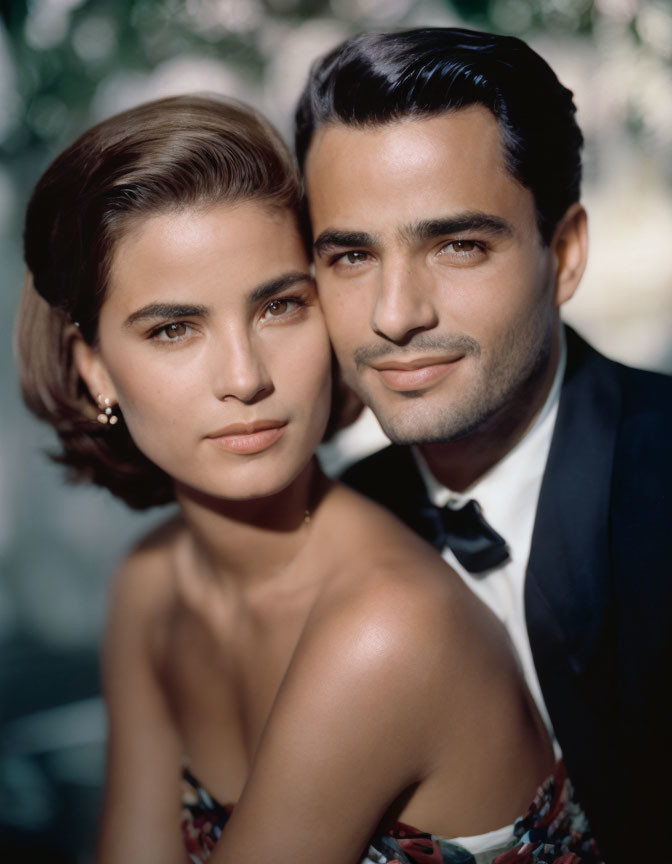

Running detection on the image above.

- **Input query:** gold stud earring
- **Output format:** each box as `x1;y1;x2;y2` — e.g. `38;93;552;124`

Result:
96;394;119;425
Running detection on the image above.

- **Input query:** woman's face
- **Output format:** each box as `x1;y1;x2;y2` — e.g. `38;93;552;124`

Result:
81;202;332;501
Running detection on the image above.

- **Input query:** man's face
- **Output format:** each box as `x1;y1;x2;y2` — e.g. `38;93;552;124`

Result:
305;107;565;445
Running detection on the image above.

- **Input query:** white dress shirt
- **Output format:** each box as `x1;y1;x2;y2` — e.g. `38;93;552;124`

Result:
413;333;567;753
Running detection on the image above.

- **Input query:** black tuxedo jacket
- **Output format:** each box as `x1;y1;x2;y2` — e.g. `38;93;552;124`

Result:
342;329;672;861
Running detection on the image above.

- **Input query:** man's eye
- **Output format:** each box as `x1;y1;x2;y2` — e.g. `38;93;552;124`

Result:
436;240;487;265
329;250;370;267
343;251;369;264
441;240;482;255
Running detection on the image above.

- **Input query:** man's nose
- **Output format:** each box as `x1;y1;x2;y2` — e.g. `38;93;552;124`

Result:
212;332;273;404
371;260;439;343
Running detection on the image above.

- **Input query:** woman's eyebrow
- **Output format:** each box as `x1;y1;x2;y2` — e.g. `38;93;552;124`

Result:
122;274;312;327
248;271;314;304
124;304;210;328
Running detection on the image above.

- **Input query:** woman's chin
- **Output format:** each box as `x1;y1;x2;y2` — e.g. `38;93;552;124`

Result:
173;464;311;510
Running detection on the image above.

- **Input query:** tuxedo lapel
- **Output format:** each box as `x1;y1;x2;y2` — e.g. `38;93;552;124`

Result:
525;329;623;839
526;330;621;677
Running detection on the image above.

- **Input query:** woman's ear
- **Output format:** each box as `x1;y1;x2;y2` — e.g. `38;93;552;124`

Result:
71;329;118;406
551;202;588;308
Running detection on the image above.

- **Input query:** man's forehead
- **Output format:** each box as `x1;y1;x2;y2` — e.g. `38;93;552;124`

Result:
303;106;531;234
304;106;505;175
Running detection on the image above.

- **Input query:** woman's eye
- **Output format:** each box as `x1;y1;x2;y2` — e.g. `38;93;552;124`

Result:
262;298;302;319
268;299;290;316
152;322;191;341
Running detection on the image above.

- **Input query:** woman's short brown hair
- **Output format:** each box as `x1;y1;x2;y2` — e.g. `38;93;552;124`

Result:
16;94;302;509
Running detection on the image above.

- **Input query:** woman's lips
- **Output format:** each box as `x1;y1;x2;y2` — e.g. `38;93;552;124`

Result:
206;422;287;454
373;357;463;391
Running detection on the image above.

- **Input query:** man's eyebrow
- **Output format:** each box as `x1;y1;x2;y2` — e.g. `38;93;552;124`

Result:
313;231;376;256
313;215;513;256
124;303;209;328
249;271;314;304
403;213;514;242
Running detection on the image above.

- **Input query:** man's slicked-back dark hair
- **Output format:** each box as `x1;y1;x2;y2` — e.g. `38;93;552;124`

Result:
295;28;583;244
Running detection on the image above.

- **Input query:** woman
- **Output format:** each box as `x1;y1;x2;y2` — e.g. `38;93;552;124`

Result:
16;95;600;864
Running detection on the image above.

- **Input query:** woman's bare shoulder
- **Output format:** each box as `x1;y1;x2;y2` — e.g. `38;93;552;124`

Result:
114;511;184;578
307;482;505;687
106;512;186;643
316;481;458;590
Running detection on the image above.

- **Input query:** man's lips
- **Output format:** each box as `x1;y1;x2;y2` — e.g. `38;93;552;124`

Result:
205;421;287;454
371;356;464;390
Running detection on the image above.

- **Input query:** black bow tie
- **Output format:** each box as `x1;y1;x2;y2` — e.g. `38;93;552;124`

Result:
427;499;510;574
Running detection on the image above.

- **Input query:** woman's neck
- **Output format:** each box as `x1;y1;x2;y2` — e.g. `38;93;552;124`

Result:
173;459;325;593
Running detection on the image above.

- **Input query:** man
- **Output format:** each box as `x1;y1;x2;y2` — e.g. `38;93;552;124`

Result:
295;28;671;861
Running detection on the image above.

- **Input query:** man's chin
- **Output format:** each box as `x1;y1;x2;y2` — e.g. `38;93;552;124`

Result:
376;412;469;447
384;427;473;447
368;393;498;447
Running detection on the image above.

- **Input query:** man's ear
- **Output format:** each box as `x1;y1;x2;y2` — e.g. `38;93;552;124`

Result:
550;202;588;307
71;331;118;407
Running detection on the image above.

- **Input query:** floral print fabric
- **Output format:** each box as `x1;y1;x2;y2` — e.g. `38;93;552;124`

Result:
180;760;603;864
181;767;233;863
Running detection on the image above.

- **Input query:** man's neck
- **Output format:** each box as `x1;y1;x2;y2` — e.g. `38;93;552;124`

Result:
419;335;564;493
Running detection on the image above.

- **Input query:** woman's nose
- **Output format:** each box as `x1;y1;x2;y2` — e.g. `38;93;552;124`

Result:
212;333;273;404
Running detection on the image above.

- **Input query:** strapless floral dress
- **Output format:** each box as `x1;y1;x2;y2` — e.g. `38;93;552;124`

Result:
180;759;603;864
